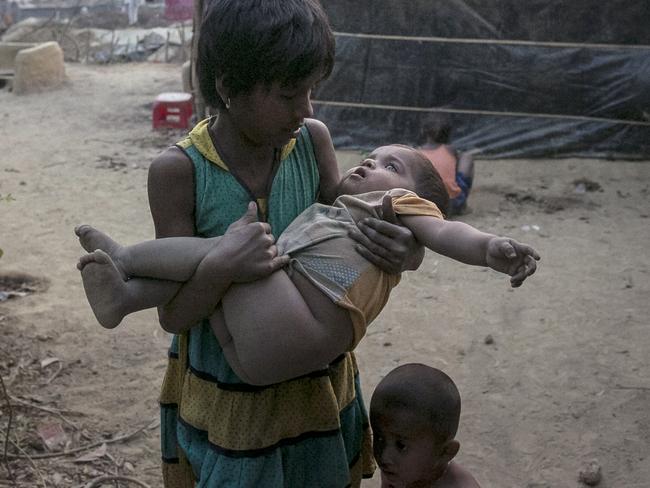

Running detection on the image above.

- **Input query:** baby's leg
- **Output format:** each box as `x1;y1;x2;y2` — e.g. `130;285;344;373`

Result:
76;225;127;279
79;249;181;329
76;224;121;254
213;269;353;385
208;306;256;384
76;225;219;282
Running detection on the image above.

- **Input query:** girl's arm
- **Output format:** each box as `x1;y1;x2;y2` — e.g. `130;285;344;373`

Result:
350;217;425;273
148;148;233;333
400;214;540;286
306;118;340;205
349;199;425;274
148;150;288;333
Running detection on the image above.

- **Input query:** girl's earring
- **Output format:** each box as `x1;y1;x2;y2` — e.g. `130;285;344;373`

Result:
225;97;231;110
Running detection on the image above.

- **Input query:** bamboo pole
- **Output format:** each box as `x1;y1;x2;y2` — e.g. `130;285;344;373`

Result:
191;0;206;118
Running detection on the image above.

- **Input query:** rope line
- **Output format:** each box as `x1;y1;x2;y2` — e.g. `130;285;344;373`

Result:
333;31;650;51
312;100;650;126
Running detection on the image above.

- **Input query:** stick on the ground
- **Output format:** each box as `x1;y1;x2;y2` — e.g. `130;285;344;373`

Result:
84;475;152;488
613;384;650;391
0;374;13;482
0;429;47;488
45;361;64;385
2;418;155;460
9;395;80;428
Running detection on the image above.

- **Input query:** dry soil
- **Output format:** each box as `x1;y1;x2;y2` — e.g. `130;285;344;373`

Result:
0;63;649;488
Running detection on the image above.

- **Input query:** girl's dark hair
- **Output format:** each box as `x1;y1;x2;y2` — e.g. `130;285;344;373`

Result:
409;148;450;217
197;0;335;109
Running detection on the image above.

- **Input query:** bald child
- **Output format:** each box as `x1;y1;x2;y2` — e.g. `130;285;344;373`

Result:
370;364;481;488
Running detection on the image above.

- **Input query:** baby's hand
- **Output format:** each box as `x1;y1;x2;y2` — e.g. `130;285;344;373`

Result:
485;237;540;287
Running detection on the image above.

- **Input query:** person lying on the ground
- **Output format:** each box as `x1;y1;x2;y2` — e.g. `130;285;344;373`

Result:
418;113;476;216
370;363;481;488
76;144;540;385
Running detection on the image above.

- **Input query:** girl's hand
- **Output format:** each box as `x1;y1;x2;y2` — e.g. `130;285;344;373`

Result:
208;202;289;283
348;194;425;274
485;237;540;287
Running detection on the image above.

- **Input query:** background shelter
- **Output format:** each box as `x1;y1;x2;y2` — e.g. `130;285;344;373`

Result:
313;0;650;159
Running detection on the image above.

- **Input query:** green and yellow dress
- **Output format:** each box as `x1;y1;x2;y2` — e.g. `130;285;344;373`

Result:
159;118;375;487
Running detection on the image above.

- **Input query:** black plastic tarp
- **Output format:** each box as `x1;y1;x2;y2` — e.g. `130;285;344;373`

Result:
314;1;650;159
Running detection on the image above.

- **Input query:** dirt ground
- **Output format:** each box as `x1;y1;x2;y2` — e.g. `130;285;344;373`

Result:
0;63;648;488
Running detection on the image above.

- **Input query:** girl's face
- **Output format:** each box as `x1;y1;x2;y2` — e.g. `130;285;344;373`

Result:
337;145;420;196
228;71;322;148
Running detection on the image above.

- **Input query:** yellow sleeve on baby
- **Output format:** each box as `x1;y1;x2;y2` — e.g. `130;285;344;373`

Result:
391;193;444;219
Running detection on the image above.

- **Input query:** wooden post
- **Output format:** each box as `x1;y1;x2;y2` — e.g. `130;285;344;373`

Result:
109;30;115;63
191;0;207;118
179;23;185;62
165;31;169;63
85;31;90;63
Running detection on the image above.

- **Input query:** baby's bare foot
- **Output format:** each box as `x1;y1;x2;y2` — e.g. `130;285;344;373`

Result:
80;250;128;329
75;225;127;279
75;224;120;253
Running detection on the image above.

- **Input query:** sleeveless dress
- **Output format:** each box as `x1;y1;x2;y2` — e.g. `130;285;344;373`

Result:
159;118;375;488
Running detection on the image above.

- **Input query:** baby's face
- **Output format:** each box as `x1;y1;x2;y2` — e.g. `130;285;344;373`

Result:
337;145;420;196
371;404;448;488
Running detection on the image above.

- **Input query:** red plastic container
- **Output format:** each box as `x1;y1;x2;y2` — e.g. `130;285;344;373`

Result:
152;92;193;130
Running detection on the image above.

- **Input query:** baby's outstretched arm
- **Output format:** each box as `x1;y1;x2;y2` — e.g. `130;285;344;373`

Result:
400;214;540;287
485;237;540;287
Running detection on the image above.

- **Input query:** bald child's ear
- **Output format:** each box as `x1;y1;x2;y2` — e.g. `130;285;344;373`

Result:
441;439;460;463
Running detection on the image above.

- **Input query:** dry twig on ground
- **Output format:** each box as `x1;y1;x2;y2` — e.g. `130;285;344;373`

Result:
3;419;155;460
83;474;152;488
0;430;47;488
9;395;80;429
0;374;14;483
